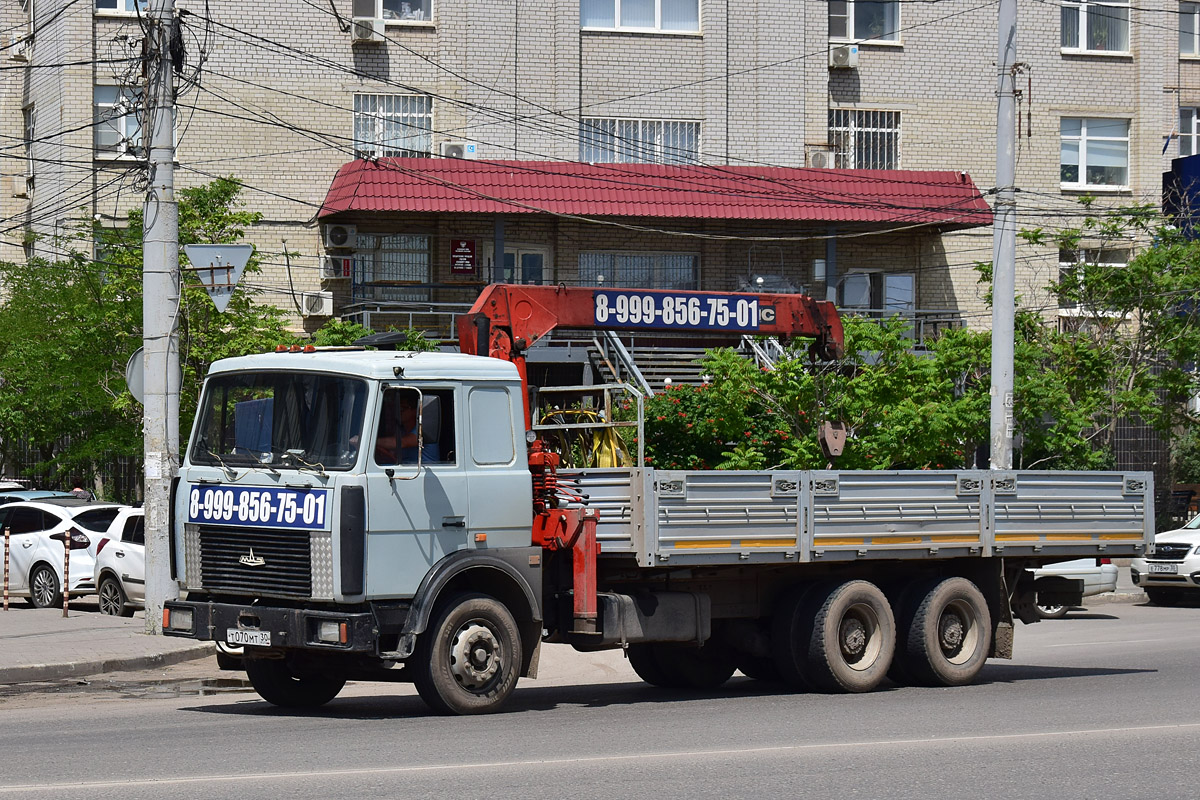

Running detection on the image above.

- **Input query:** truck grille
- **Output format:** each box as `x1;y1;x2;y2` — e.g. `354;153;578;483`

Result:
198;526;312;598
1152;542;1193;562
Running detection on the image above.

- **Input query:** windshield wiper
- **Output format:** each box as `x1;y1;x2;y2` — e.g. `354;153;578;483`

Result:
198;438;241;482
284;449;328;478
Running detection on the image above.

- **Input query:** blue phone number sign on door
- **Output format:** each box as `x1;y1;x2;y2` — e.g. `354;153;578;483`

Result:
593;290;773;331
187;485;330;530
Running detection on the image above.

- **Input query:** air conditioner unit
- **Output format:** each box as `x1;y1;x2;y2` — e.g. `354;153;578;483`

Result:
807;147;836;169
829;44;859;69
301;290;334;317
439;141;478;159
323;223;356;249
9;176;29;199
323;255;352;279
350;17;385;43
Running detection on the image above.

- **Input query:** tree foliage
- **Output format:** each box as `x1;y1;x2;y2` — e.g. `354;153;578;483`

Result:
0;178;293;495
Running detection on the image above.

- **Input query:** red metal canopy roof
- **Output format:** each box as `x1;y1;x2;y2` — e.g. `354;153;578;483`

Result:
319;158;993;227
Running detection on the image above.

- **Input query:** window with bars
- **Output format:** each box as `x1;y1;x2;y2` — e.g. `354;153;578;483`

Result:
828;0;900;41
353;233;431;301
1060;117;1129;188
1061;0;1129;52
829;109;900;169
579;118;700;165
1182;108;1200;156
22;106;34;178
579;252;698;290
353;95;432;159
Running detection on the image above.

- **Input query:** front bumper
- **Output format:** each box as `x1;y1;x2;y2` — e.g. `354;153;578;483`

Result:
1130;558;1200;590
163;600;380;654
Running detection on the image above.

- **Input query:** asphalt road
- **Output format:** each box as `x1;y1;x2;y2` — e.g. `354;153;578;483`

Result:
1;602;1197;800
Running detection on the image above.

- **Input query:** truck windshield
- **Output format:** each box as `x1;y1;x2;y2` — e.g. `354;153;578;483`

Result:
190;371;368;472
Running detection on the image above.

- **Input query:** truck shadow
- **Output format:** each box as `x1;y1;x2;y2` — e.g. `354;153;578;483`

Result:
178;664;1155;719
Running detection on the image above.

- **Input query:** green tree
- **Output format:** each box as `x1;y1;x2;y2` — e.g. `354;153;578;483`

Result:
0;178;291;496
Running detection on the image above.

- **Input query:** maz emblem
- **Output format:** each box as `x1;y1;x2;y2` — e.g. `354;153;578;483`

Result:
239;548;266;567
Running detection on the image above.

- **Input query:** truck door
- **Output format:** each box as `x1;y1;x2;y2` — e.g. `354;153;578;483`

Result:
465;384;533;547
363;386;469;597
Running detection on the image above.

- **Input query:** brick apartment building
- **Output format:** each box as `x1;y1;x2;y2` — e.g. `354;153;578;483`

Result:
0;0;1192;335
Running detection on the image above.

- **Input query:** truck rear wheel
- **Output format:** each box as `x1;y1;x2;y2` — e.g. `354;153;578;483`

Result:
627;643;735;689
894;577;991;687
803;580;896;693
412;592;522;715
244;658;346;708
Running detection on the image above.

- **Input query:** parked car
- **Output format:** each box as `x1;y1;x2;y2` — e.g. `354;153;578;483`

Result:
94;507;144;617
0;490;75;506
0;499;127;607
1028;558;1119;618
1131;515;1200;606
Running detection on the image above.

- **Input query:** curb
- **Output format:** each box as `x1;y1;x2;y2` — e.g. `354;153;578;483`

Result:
0;642;215;685
1088;590;1146;605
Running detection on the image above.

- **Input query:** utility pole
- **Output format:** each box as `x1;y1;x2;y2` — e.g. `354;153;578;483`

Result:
143;0;180;634
990;0;1017;470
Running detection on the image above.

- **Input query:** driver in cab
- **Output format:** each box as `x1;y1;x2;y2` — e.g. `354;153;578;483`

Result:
374;389;439;464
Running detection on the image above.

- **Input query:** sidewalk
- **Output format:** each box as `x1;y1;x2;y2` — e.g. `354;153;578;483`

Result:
0;600;214;685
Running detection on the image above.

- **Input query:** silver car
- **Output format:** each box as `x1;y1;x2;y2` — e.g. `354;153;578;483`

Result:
1030;558;1119;618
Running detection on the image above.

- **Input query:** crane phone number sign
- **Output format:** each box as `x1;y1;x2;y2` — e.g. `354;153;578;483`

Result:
593;290;775;331
187;486;331;530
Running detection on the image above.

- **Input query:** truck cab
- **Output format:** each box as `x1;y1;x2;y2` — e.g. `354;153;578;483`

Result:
167;348;544;712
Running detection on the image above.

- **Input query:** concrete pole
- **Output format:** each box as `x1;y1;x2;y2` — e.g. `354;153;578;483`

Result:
143;0;180;634
989;0;1017;470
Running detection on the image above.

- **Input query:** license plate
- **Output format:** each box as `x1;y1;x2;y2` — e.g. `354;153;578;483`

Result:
227;629;271;647
1148;563;1178;574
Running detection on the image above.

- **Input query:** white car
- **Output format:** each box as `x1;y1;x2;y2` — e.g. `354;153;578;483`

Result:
1131;516;1200;606
1029;558;1119;618
95;506;145;617
0;499;127;608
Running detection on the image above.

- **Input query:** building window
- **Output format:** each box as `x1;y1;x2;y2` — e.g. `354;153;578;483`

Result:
94;86;142;155
839;271;915;314
580;0;699;32
353;0;431;23
23;106;34;178
829;109;900;169
353;233;431;301
579;252;698;290
353;95;432;159
1184;3;1200;54
1182;108;1200;156
1060;117;1129;189
828;0;900;42
95;0;148;12
579;118;700;164
1061;1;1129;52
1057;247;1130;317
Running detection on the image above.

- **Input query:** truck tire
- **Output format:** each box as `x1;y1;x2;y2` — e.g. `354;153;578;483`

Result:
627;643;678;687
735;654;781;682
803;580;896;693
412;592;523;715
770;583;822;689
244;659;346;708
894;577;991;687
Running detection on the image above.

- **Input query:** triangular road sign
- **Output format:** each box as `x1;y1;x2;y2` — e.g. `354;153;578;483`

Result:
184;244;254;312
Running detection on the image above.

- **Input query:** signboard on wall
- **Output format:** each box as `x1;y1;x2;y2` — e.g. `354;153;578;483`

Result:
450;239;476;275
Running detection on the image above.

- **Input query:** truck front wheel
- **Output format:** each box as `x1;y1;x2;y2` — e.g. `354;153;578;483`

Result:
412;592;523;715
893;577;991;687
244;658;346;708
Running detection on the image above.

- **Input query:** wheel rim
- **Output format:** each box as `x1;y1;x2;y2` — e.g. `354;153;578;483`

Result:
938;600;980;664
447;619;502;692
1037;604;1065;616
98;581;122;615
32;568;56;607
839;602;883;671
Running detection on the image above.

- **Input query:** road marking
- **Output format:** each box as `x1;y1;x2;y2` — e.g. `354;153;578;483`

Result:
2;722;1199;793
1044;638;1181;648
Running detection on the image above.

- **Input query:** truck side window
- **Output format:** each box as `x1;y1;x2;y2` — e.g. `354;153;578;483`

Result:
468;386;515;465
373;388;455;466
